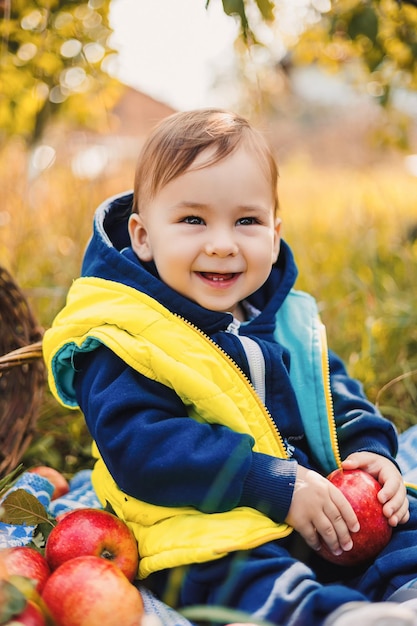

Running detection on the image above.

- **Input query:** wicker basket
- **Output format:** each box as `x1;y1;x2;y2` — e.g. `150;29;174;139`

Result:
0;266;45;477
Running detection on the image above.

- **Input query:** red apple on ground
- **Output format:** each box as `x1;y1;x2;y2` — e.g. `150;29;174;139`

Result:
317;468;392;566
0;547;51;594
5;600;47;626
42;555;144;626
29;466;70;500
45;508;139;582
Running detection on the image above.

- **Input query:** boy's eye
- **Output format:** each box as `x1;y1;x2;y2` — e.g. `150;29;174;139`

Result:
183;215;204;225
237;216;259;226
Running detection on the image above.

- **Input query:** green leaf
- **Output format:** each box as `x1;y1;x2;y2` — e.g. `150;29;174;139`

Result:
222;0;249;36
347;6;379;43
32;520;56;547
0;489;52;527
255;0;275;22
0;579;27;624
222;0;245;17
8;575;37;599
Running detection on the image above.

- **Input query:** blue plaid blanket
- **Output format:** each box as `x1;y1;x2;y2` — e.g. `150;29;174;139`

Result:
396;425;417;484
1;425;417;624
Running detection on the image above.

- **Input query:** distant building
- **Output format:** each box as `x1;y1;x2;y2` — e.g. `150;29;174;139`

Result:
58;86;177;180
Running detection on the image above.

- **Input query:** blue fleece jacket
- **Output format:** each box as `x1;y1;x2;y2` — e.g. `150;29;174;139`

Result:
73;192;398;525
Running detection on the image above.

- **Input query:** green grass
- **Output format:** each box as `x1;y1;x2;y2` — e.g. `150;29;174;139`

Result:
1;140;416;473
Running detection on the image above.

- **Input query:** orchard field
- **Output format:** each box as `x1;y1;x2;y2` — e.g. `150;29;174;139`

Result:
1;140;416;475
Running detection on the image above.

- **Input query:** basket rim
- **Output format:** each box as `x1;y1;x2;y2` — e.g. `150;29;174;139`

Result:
0;340;43;372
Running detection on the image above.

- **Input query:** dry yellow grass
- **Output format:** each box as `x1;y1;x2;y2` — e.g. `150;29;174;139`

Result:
280;156;417;426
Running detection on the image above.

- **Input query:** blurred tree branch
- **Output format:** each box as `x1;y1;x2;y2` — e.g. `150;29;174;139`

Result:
1;0;416;146
215;0;417;148
0;0;122;145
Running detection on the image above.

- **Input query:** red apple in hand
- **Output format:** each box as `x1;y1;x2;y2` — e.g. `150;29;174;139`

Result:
317;468;392;566
0;547;51;594
42;555;143;626
29;466;70;500
45;508;139;582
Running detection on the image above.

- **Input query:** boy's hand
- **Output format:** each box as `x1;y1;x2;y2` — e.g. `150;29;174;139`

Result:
342;451;410;527
285;465;360;556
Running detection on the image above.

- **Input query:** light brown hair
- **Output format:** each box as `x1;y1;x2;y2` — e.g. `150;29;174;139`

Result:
132;108;279;215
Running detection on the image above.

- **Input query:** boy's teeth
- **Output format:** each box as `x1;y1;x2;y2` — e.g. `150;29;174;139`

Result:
204;273;233;281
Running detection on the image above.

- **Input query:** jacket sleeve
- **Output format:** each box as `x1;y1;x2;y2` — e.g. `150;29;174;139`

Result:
329;349;399;463
74;344;295;522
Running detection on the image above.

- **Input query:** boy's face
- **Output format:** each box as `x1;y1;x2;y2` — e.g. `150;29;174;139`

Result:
128;145;281;320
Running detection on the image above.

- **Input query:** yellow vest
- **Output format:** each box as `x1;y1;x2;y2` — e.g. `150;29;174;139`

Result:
43;277;294;578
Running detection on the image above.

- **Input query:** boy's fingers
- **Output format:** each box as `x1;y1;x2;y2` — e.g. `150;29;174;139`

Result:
316;508;354;555
331;488;360;533
304;527;322;552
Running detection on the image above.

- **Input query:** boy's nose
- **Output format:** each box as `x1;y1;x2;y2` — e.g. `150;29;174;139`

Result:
204;231;239;257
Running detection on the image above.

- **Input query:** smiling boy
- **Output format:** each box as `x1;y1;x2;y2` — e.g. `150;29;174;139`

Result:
129;141;280;321
44;109;417;626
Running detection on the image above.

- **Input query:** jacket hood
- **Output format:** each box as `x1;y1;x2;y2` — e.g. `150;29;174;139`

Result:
81;192;298;335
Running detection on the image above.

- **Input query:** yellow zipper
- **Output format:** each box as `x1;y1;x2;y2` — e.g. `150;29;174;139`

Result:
319;323;342;469
175;313;289;460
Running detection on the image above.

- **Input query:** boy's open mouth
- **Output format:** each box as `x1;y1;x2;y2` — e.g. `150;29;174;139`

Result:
198;272;239;283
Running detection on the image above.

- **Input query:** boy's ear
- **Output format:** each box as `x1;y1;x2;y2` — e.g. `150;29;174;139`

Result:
128;213;153;261
272;217;282;263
